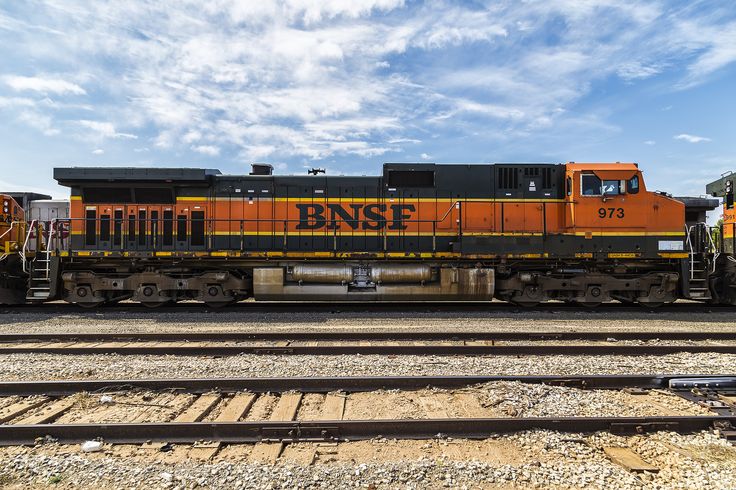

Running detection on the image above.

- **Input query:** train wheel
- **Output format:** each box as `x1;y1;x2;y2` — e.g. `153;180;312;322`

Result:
639;302;664;309
578;301;602;308
76;301;104;309
510;300;540;308
141;301;171;308
204;301;235;308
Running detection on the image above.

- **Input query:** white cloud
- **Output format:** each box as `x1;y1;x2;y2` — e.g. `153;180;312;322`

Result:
77;120;137;139
0;96;38;109
676;19;736;86
191;145;220;156
420;152;431;160
617;61;662;81
643;140;656;145
388;137;421;144
91;148;104;154
2;75;86;95
674;133;711;143
1;0;735;166
16;112;59;136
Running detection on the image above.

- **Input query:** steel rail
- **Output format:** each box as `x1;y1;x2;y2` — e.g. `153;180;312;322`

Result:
1;375;733;445
1;342;735;356
1;416;734;446
1;331;735;342
1;374;734;396
3;301;736;313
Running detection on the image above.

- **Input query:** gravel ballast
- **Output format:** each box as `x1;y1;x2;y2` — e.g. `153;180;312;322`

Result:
0;431;734;489
1;307;734;489
2;306;736;334
0;352;733;381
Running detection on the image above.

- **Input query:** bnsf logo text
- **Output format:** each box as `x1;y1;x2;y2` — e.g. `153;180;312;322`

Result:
295;204;416;230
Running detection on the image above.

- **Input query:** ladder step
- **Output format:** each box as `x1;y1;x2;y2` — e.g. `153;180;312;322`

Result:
26;293;50;300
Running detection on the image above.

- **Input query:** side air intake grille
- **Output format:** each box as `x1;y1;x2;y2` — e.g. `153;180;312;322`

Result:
498;167;519;189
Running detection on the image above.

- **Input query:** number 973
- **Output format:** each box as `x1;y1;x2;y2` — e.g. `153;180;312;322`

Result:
598;207;624;219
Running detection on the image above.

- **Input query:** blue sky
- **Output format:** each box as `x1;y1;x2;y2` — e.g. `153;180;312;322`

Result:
1;0;735;202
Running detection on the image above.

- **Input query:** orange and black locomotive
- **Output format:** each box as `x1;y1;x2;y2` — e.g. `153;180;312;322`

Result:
45;161;703;307
0;161;730;307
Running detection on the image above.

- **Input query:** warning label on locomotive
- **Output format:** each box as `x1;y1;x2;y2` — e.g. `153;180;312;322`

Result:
658;240;684;251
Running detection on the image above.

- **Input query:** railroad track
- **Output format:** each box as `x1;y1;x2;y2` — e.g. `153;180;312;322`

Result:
1;332;735;356
4;301;736;314
0;375;733;451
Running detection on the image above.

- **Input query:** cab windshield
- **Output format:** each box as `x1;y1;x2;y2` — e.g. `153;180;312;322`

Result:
602;180;621;195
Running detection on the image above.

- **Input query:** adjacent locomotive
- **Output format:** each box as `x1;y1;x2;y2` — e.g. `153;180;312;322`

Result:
0;194;27;304
23;161;706;308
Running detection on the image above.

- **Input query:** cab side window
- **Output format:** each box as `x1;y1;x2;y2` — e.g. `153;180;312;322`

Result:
581;174;601;196
627;175;640;194
602;180;621;195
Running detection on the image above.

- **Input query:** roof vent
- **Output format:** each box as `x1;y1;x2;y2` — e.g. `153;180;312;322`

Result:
250;163;273;176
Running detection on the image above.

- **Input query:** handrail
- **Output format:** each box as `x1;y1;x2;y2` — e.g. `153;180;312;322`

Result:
0;220;21;243
48;218;69;252
20;220;39;273
685;222;720;276
697;222;720;272
685;224;695;280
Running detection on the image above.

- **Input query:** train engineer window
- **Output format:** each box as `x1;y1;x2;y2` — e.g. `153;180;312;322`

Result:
601;180;622;195
582;173;639;196
627;175;640;194
581;174;602;196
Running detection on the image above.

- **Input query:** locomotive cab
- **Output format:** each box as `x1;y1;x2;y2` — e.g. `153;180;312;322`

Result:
564;163;685;256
